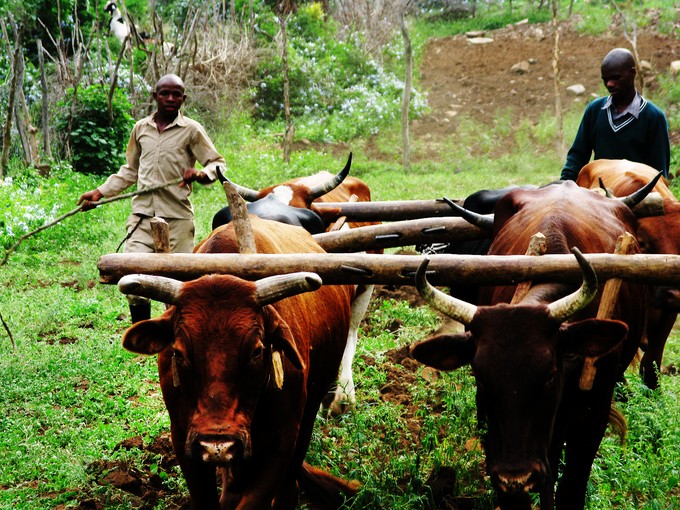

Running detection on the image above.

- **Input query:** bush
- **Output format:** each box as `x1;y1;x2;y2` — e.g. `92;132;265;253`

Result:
251;4;426;142
55;85;134;176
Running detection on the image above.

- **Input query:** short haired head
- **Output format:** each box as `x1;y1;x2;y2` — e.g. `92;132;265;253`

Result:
600;47;637;105
601;48;636;71
155;74;185;93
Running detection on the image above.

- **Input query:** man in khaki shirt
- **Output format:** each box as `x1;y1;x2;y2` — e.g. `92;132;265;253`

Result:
78;74;226;323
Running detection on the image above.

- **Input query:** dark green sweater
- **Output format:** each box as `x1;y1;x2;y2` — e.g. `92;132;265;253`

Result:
561;96;670;180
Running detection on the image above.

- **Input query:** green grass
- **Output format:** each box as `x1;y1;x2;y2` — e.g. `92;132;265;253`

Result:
2;120;679;508
2;5;680;509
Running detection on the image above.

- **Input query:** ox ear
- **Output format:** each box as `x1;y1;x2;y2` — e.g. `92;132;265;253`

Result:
559;318;629;358
410;332;475;371
123;316;174;355
264;306;306;371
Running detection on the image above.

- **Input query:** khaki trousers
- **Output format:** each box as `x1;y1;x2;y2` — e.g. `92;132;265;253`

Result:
123;214;195;306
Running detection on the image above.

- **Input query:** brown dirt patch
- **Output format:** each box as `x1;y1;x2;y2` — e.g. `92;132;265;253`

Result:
413;22;680;138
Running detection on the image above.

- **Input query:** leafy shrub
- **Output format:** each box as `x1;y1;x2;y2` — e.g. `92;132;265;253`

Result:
251;5;426;142
55;85;134;176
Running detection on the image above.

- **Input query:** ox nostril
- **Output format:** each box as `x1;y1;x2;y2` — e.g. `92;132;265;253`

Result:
192;436;245;464
493;464;544;494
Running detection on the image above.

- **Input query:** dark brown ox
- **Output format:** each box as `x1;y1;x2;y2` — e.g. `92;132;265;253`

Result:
411;182;647;510
216;153;378;415
576;158;678;389
119;217;358;509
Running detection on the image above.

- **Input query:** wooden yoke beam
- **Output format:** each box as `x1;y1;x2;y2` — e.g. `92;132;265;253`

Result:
98;252;680;287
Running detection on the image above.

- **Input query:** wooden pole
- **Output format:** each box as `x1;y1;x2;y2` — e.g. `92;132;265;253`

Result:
98;252;680;287
312;216;486;252
327;194;358;232
150;217;171;254
222;178;257;254
510;232;547;304
310;193;663;222
312;199;464;222
579;232;636;390
151;216;171;310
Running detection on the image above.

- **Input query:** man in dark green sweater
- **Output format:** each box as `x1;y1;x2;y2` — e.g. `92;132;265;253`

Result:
561;48;670;181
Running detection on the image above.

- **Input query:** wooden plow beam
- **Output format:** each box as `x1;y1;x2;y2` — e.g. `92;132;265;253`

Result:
312;217;487;252
98;252;680;286
311;192;664;222
312;199;463;222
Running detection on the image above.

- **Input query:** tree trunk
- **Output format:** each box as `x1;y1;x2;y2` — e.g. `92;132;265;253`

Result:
399;9;412;172
1;19;22;177
36;38;52;160
279;11;294;163
13;46;32;165
551;0;565;161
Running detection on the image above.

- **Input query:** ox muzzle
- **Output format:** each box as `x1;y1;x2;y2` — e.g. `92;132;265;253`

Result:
490;460;547;495
185;429;251;466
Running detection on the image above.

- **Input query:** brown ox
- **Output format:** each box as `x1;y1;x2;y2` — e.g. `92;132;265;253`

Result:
119;217;358;509
411;182;647;510
215;153;378;415
576;159;678;389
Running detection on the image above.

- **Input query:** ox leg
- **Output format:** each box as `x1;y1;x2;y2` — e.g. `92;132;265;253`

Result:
176;454;221;510
495;491;533;510
326;284;374;416
556;364;617;509
640;309;677;390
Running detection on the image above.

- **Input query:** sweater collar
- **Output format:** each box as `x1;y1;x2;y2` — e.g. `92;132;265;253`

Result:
602;92;642;119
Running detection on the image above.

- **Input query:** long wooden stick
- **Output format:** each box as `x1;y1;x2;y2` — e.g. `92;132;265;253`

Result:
579;232;636;390
1;178;184;267
97;252;680;287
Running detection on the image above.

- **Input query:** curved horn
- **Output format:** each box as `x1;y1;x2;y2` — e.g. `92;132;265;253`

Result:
415;258;477;325
255;272;323;306
118;274;183;305
598;177;613;198
307;153;352;200
547;247;598;322
619;170;663;209
442;197;494;233
220;173;261;202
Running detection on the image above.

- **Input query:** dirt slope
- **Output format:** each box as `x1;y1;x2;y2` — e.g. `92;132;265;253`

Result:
414;22;680;137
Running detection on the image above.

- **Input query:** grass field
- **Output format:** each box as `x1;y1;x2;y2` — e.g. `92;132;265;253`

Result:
1;4;680;507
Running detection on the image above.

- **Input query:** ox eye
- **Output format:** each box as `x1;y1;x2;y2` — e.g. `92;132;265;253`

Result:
544;370;558;390
251;343;265;363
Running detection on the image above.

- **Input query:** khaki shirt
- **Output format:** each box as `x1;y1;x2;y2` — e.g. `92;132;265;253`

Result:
98;111;226;219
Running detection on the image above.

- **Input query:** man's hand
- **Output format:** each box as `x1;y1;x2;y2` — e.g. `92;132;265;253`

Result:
181;168;212;188
77;189;103;211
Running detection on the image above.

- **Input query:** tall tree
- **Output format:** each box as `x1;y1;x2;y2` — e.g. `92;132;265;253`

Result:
1;17;23;177
399;3;413;172
276;0;296;163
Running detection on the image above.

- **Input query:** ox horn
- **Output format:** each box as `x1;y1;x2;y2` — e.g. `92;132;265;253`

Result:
255;272;323;306
442;197;494;233
619;170;663;209
306;153;352;200
546;247;598;322
415;258;477;325
217;167;261;202
598;177;614;198
118;274;183;305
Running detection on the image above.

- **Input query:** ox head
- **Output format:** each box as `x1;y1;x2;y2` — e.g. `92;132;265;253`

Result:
119;272;321;467
410;252;629;499
211;194;327;234
220;153;352;208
